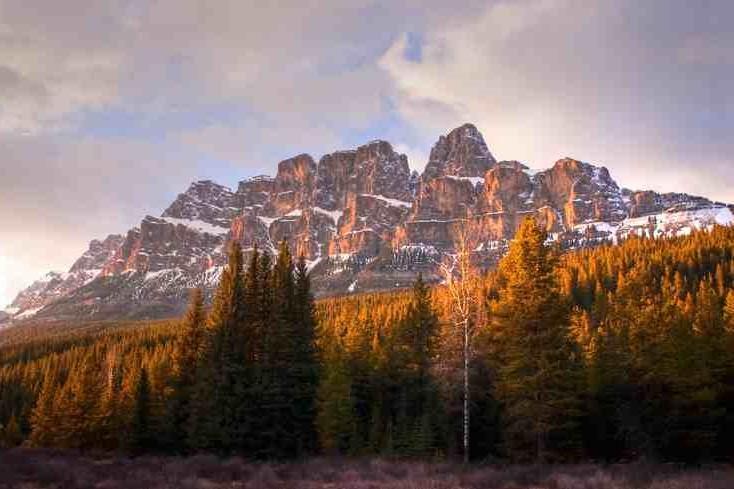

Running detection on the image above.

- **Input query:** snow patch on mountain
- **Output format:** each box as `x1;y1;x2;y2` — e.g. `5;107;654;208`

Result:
16;306;44;319
161;217;230;235
573;206;733;243
360;194;412;208
257;215;278;228
446;175;485;187
313;206;343;223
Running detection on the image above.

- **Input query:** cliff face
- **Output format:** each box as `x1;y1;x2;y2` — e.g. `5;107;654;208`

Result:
5;124;733;322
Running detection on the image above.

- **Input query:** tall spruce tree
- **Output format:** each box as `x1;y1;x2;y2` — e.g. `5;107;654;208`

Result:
292;255;319;456
29;368;61;447
718;289;734;457
168;288;205;451
58;354;106;450
492;217;583;462
188;241;245;453
129;367;153;454
243;247;261;364
258;239;297;458
0;414;22;448
317;340;356;454
725;290;734;333
399;274;440;456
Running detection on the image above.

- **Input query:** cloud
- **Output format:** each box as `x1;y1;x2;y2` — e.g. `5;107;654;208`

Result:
0;132;196;305
0;0;733;305
0;0;425;303
379;0;734;201
678;35;734;65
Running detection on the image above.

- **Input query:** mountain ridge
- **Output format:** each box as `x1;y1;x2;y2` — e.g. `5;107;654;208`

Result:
4;123;733;323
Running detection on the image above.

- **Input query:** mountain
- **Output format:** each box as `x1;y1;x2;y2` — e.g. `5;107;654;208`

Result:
4;123;733;322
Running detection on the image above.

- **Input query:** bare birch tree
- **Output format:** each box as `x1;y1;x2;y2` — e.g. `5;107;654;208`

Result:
440;224;479;463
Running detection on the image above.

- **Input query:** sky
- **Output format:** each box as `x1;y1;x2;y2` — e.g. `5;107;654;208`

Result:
0;0;733;307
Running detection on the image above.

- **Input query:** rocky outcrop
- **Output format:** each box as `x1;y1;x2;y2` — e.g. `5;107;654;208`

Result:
69;234;124;272
8;235;126;316
533;158;626;228
264;154;316;216
6;123;732;322
423;123;496;179
236;176;274;209
625;190;722;218
163;180;239;228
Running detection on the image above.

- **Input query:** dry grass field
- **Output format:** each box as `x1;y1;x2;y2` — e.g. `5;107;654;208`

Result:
1;449;733;489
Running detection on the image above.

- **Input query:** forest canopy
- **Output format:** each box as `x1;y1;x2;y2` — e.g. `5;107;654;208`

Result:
2;223;734;463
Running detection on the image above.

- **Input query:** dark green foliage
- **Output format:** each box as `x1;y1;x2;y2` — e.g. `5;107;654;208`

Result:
0;414;22;448
167;288;205;451
316;273;442;457
292;256;320;455
4;225;734;463
129;367;153;453
492;218;583;462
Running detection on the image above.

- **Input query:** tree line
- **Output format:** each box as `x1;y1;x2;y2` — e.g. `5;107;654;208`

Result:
1;221;734;463
3;240;319;458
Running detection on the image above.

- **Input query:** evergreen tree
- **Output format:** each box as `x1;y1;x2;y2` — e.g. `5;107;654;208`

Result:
97;349;124;450
717;289;734;457
29;369;61;447
291;255;319;456
492;217;583;462
129;367;153;453
317;343;355;454
168;288;205;452
54;354;105;450
725;290;734;333
243;247;261;364
259;239;297;458
188;241;245;453
0;414;23;448
400;274;440;456
6;224;734;460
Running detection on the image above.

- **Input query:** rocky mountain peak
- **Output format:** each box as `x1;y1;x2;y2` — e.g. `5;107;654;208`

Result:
315;141;411;212
6;123;733;323
423;123;496;180
69;234;124;273
274;154;316;187
162;180;237;228
533;158;625;228
352;140;411;200
236;175;275;209
267;154;317;216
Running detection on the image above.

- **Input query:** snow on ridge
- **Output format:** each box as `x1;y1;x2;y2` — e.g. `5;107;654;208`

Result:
360;193;412;208
144;268;182;281
622;206;732;231
444;175;485;187
571;206;734;243
244;175;274;182
16;306;44;319
313;206;343;223
81;269;103;286
714;206;734;226
161;217;230;235
257;215;278;228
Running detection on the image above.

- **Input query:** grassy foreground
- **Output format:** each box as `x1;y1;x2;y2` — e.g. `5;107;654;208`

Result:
1;450;733;489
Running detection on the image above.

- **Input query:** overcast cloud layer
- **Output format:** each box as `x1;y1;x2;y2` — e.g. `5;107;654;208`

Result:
0;0;732;306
